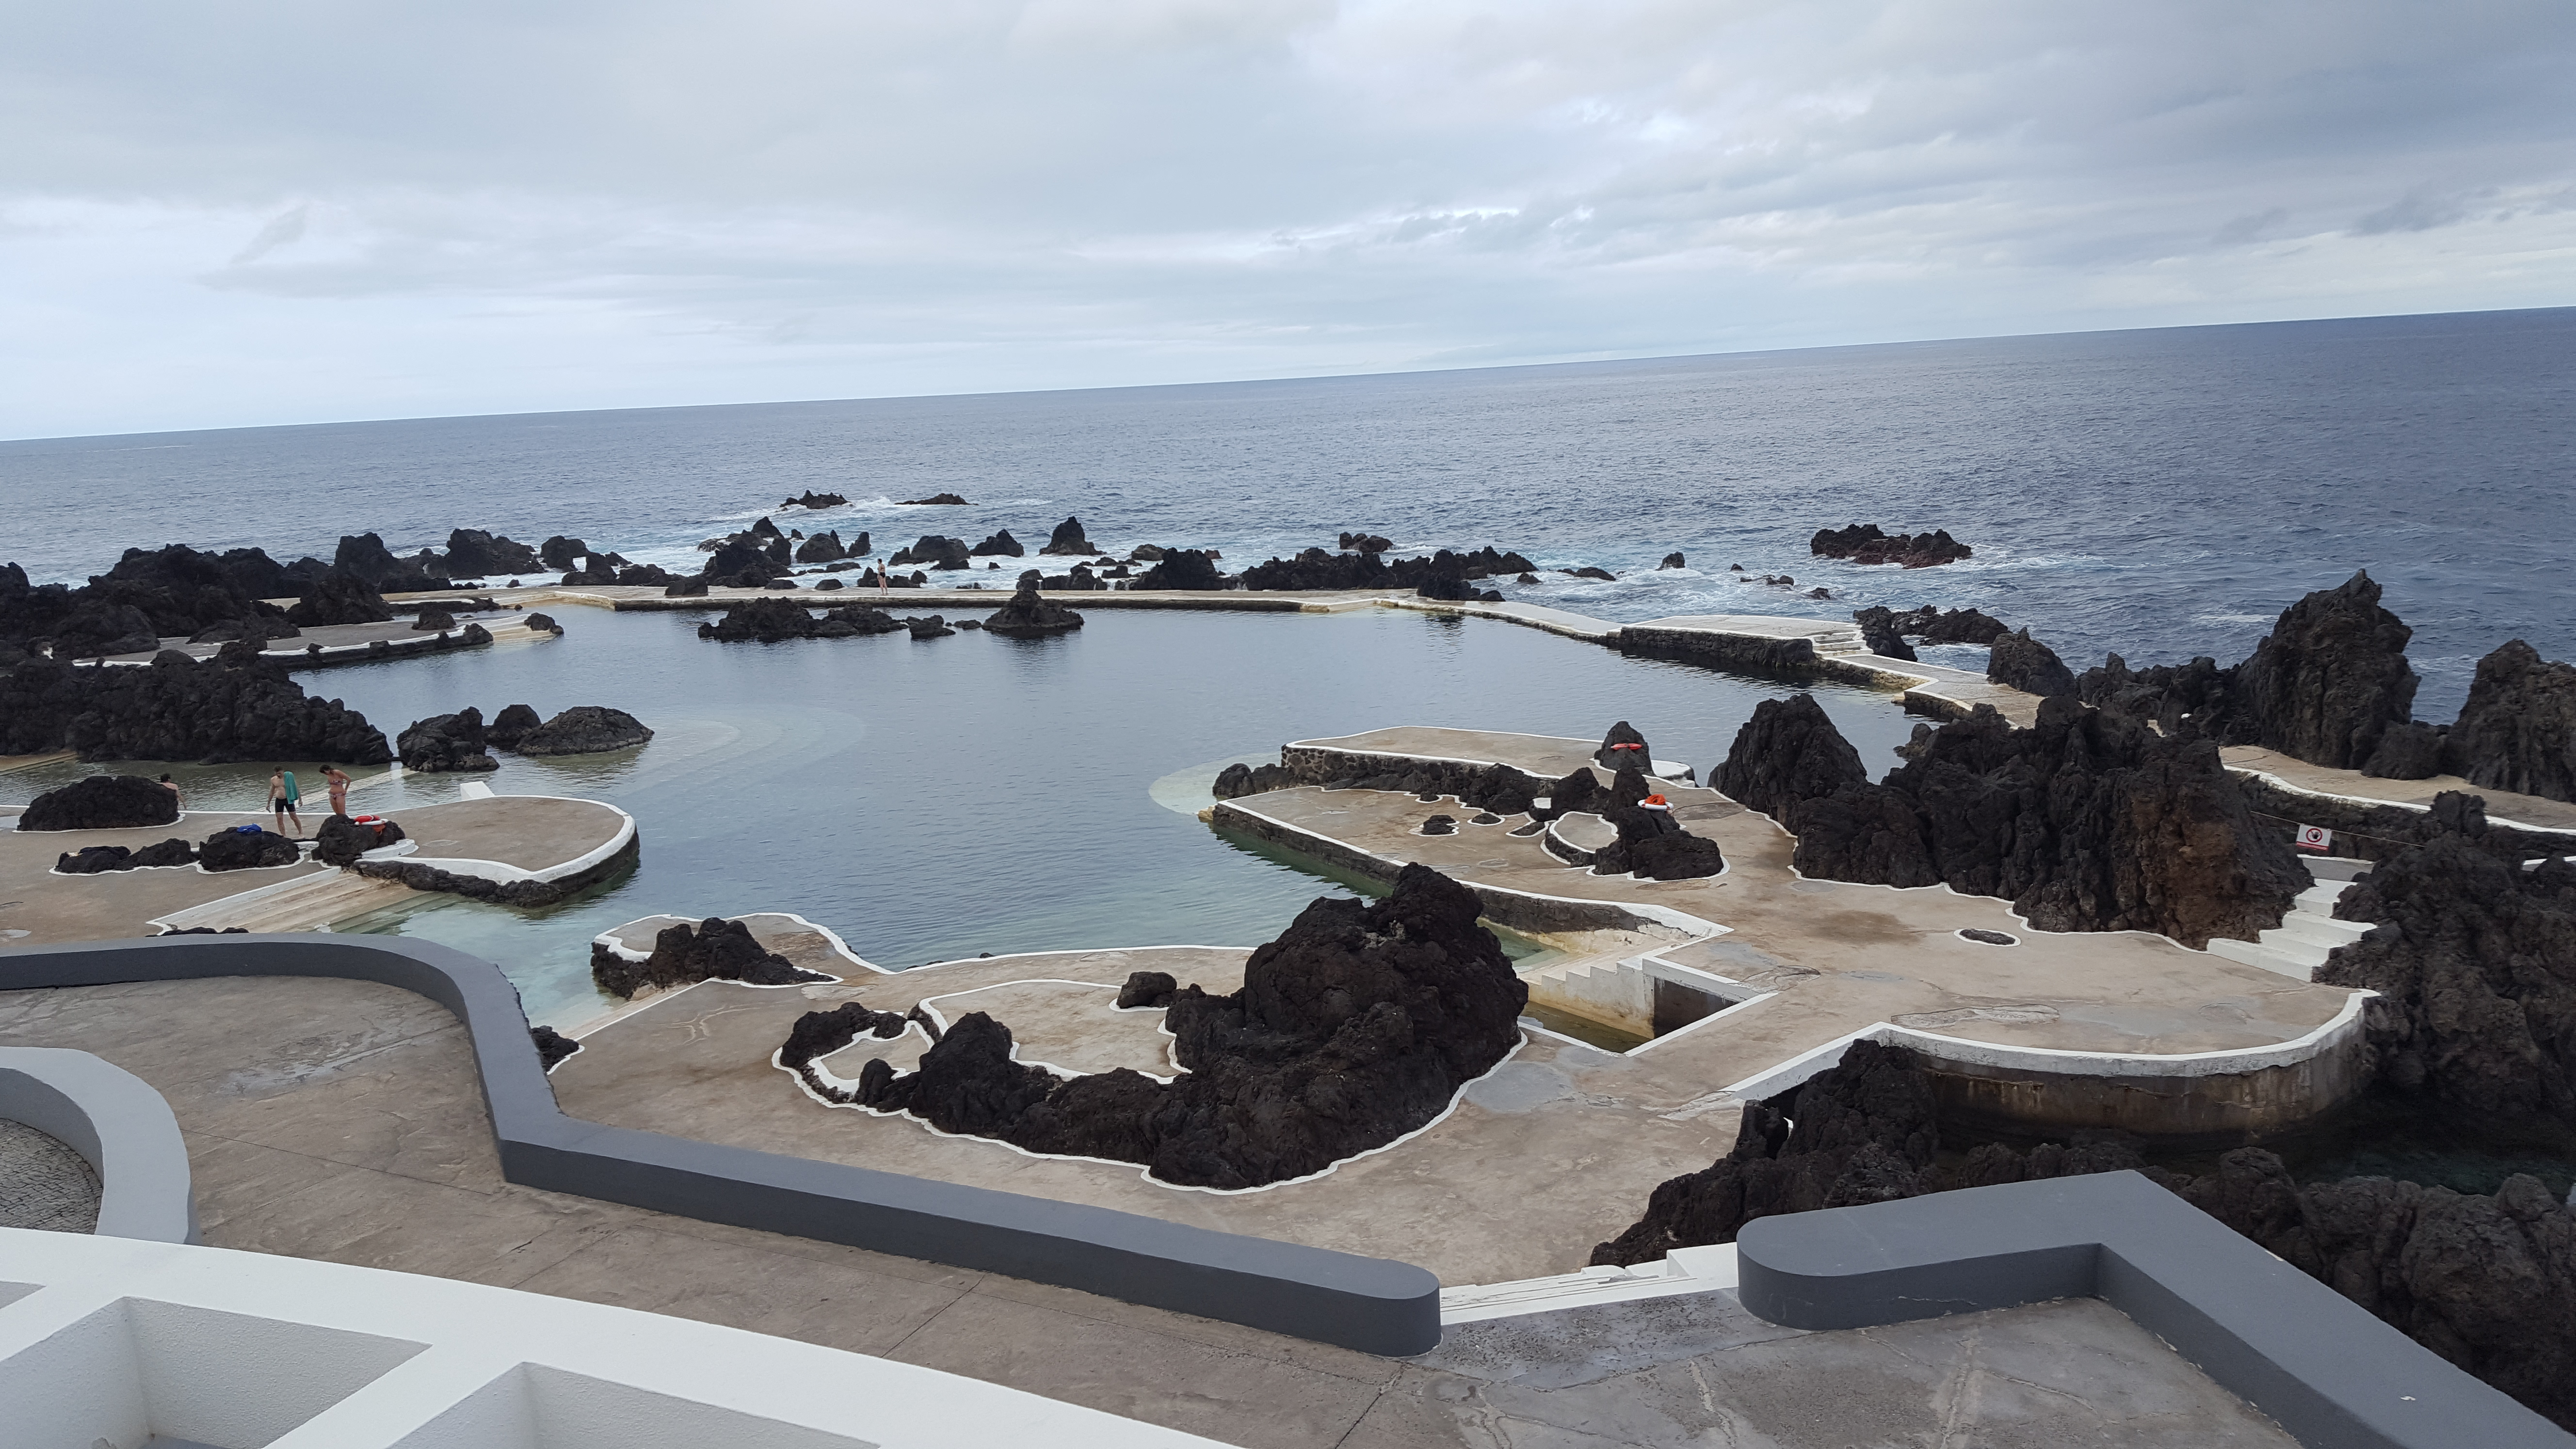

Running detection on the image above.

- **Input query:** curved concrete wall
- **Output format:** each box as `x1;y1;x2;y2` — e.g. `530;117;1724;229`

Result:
0;1046;195;1243
0;935;1441;1355
1736;1171;2574;1449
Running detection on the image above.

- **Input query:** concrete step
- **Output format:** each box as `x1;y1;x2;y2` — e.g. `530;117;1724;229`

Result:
2251;930;2332;969
2302;856;2375;884
2208;935;2320;981
2295;882;2353;914
2274;913;2372;950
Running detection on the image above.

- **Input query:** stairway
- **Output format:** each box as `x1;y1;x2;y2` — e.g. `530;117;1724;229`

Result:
1809;625;1869;656
2206;856;2374;980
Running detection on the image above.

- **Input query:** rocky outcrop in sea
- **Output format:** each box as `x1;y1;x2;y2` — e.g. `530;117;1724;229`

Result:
1038;516;1095;556
888;535;971;571
810;863;1527;1190
1236;545;1537;593
697;597;905;642
1809;524;1973;568
1134;549;1226;590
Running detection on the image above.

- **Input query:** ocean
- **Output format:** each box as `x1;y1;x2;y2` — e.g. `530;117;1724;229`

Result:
4;307;2572;1043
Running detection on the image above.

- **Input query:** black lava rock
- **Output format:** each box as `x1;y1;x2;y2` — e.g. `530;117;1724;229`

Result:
794;530;850;564
286;568;395;627
200;825;301;871
2361;720;2449;780
847;864;1528;1190
1212;761;1297;798
783;490;849;509
1595;720;1653;773
397;708;497;773
1851;606;1918;661
19;773;180;831
312;812;405;866
1767;698;2307;947
1115;971;1180;1009
485;703;542;748
1713;695;1866;819
905;615;954;640
1808;524;1973;567
590;917;834;998
1134;550;1225;590
970;531;1024;557
982;575;1084;637
515;706;653;756
0;646;389;764
531;1025;581;1071
2444;640;2576;802
1039;516;1095;556
1986;628;2077;697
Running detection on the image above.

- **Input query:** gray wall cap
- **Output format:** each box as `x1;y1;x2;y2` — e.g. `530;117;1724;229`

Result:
0;1046;196;1244
1736;1170;2573;1449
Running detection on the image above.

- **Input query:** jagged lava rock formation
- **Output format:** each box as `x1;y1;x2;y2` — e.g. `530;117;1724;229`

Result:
1986;628;2076;697
1721;695;2306;946
592;917;835;998
2444;640;2576;802
312;813;407;867
982;575;1084;637
1808;524;1973;568
697;596;902;642
0;644;390;764
18;774;180;831
397;709;497;773
810;863;1528;1189
199;826;301;871
2320;820;2576;1119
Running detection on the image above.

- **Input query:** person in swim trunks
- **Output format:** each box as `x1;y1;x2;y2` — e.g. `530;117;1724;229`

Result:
270;767;304;837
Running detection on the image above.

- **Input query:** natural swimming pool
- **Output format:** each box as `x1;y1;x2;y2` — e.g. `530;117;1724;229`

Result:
5;604;1919;1026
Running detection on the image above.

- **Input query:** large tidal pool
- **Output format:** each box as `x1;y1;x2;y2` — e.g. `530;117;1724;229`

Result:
8;605;1918;1025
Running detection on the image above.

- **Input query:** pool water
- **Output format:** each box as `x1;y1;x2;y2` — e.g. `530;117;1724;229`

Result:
6;604;1917;1027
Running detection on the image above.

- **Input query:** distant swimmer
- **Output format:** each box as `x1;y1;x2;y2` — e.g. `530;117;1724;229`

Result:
159;773;183;813
270;767;304;837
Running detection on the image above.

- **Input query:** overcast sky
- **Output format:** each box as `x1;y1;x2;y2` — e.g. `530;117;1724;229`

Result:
4;0;2571;438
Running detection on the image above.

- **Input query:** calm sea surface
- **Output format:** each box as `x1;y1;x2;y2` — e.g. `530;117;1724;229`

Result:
4;308;2572;1034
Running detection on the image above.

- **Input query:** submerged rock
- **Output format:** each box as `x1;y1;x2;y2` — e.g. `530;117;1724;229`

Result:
982;575;1084;637
515;706;653;756
1809;524;1973;568
591;917;834;998
19;773;180;831
840;863;1528;1189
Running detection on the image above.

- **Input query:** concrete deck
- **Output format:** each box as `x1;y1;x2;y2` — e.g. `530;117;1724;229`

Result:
87;609;557;668
0;794;632;944
0;973;2298;1448
2223;744;2576;835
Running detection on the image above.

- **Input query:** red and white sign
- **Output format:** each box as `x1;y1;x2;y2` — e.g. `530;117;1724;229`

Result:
2294;824;2333;853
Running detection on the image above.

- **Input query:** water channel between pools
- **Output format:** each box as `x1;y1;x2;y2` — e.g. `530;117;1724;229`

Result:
4;605;1920;1026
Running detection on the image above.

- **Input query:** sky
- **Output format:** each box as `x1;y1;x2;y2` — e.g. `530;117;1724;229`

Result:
4;0;2572;439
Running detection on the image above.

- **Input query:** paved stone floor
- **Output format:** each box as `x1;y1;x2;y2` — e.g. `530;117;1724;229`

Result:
0;1118;99;1232
2222;744;2576;834
0;974;2297;1447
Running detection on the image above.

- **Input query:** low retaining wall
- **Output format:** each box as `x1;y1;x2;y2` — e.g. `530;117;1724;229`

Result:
0;1046;195;1243
1615;624;1823;679
1724;993;2378;1145
2231;771;2576;865
1736;1171;2573;1449
1209;800;1703;938
0;935;1440;1356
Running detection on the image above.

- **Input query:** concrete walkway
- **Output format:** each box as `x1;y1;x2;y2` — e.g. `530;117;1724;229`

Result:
0;973;2297;1449
2222;745;2576;835
0;794;632;944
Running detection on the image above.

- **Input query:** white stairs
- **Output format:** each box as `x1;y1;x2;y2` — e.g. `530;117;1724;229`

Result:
1810;626;1869;656
2207;856;2375;980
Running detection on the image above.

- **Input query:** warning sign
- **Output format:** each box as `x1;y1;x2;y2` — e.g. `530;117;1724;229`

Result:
2294;824;2333;853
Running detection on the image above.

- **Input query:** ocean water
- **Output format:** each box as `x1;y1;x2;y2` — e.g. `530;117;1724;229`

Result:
4;308;2573;1029
5;307;2570;716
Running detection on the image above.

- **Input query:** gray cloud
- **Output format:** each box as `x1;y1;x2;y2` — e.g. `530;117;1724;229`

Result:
3;0;2572;435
